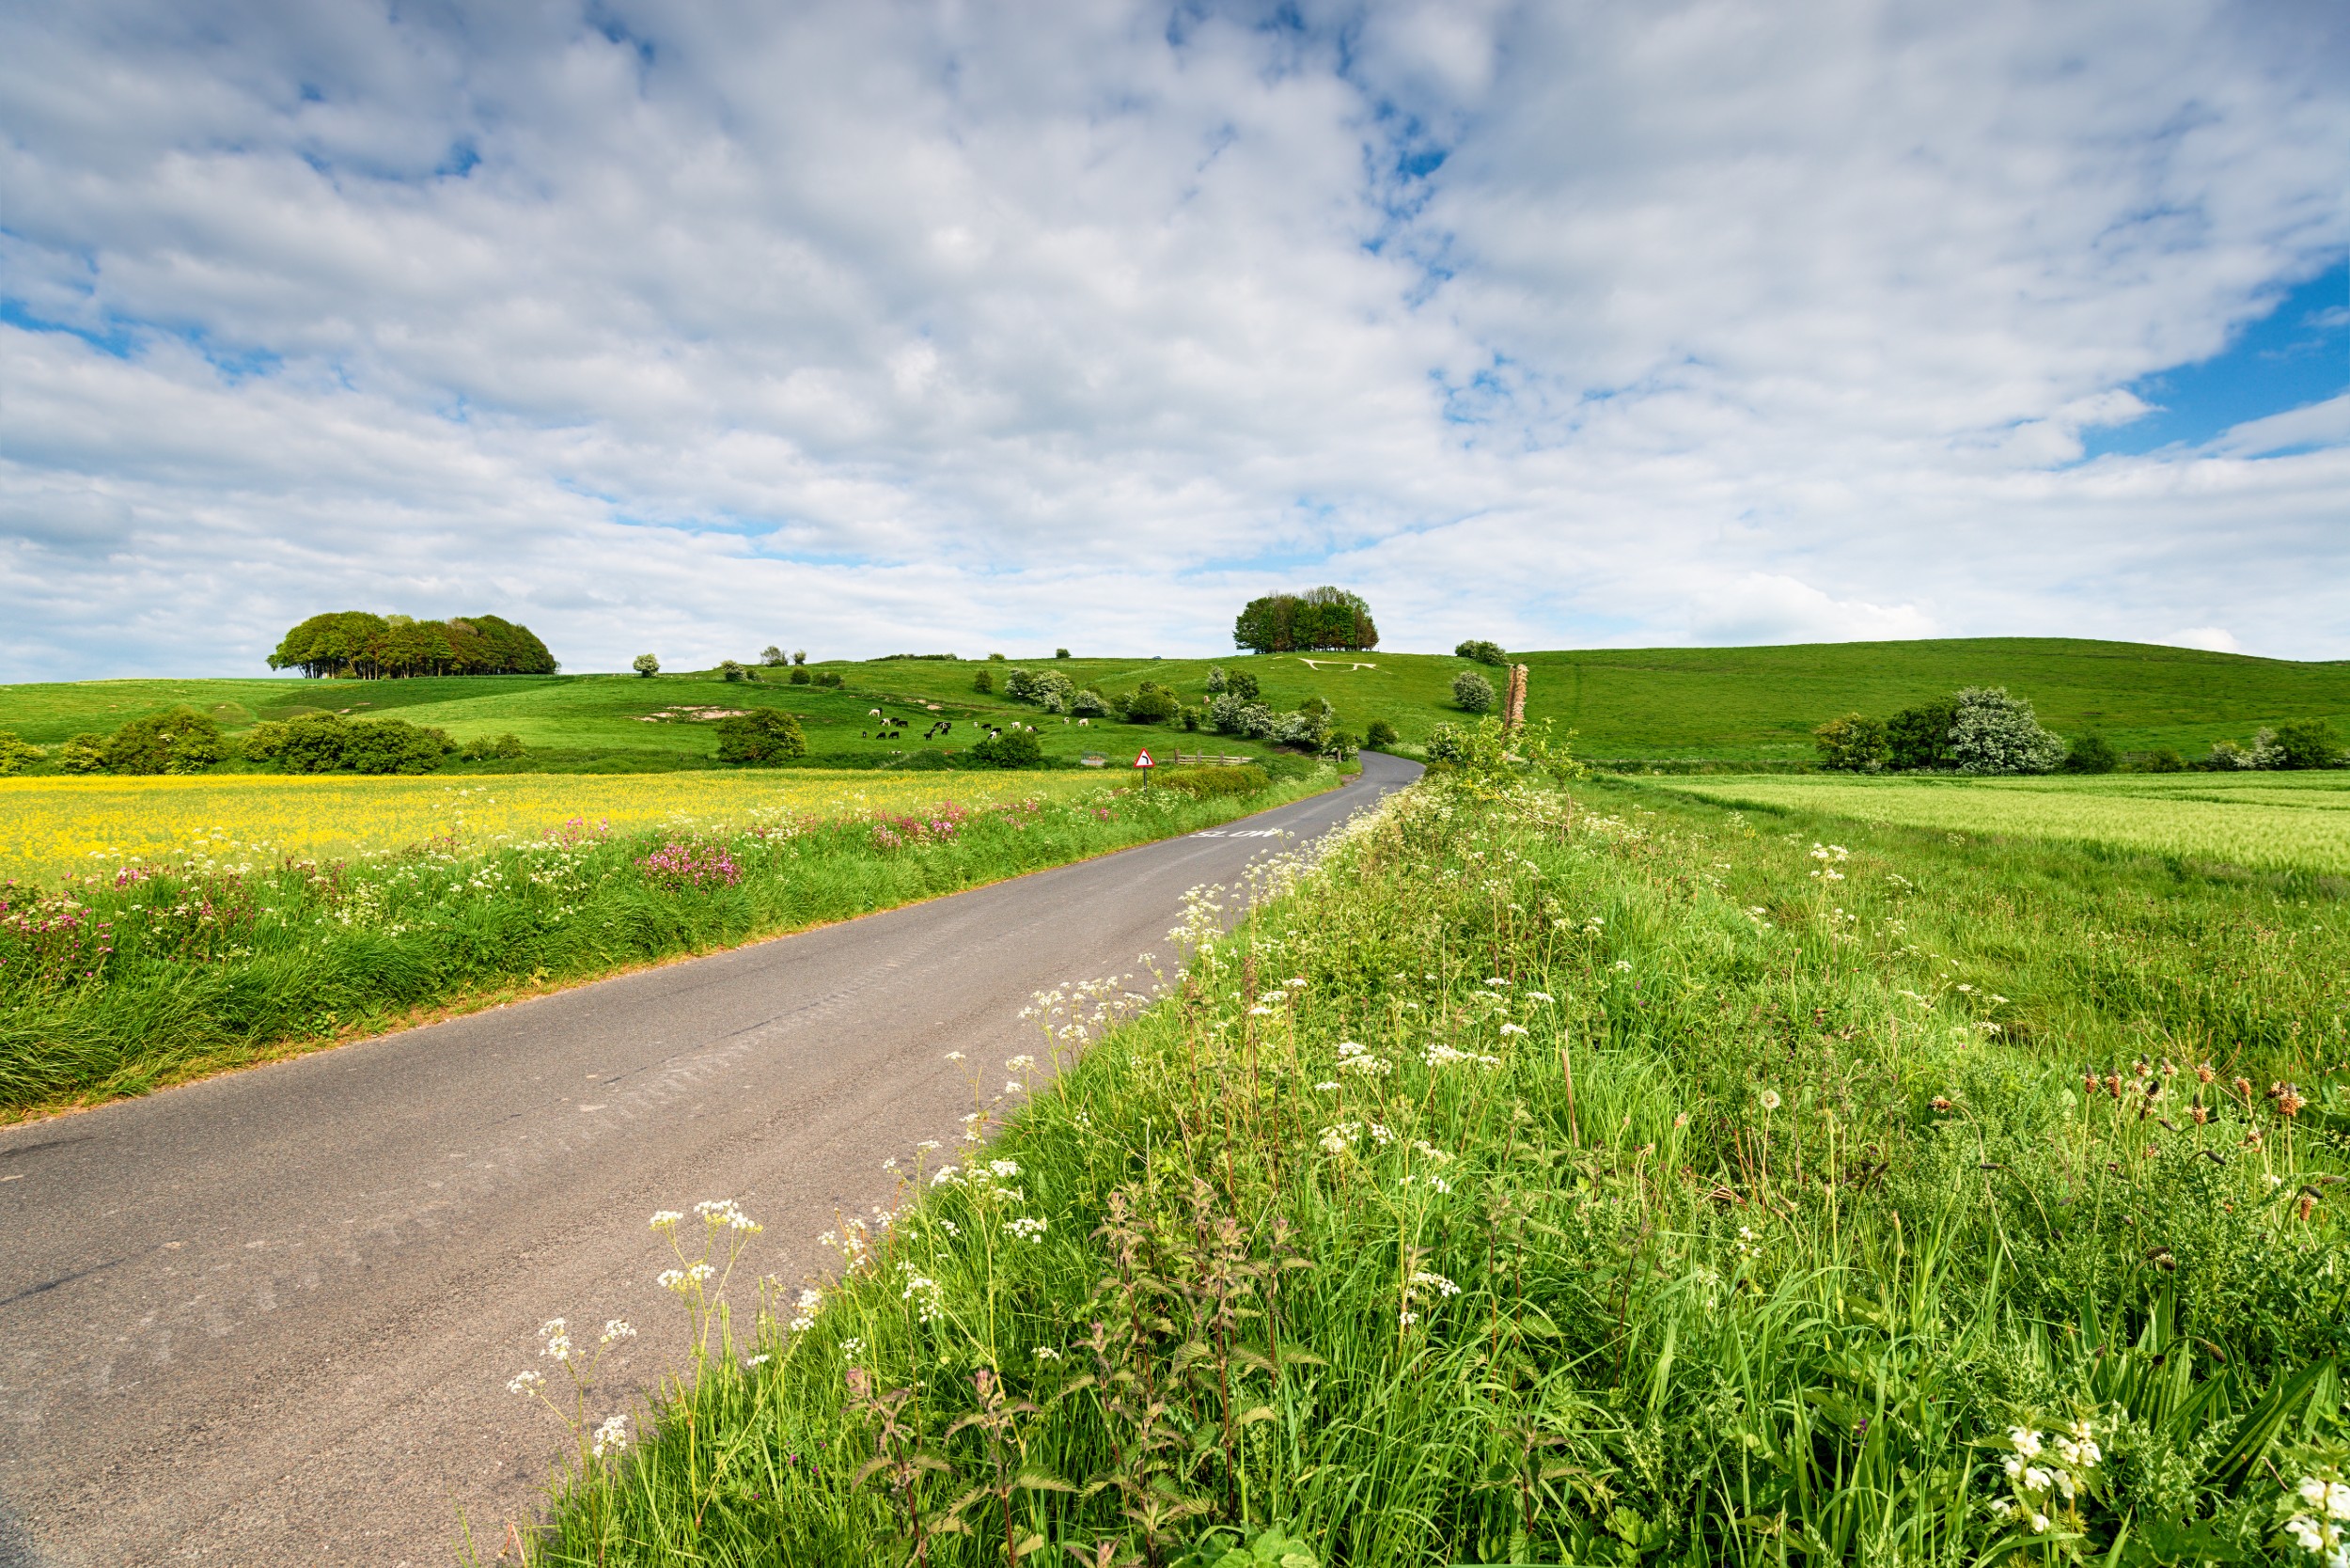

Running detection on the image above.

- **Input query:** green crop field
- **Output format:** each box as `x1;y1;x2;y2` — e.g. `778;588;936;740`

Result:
1652;770;2350;876
3;636;2342;773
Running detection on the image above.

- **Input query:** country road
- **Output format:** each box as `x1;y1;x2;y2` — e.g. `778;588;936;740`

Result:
0;752;1419;1567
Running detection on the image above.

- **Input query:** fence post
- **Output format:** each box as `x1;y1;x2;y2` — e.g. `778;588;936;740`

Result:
1505;664;1528;731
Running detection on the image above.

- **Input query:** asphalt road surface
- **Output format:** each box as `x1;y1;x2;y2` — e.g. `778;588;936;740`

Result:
0;753;1418;1566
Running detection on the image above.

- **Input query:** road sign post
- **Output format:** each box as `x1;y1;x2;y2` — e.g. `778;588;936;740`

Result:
1135;748;1154;789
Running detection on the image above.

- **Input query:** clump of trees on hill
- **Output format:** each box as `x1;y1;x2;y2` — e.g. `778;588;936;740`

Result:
1234;588;1378;652
1818;688;2345;776
269;612;556;679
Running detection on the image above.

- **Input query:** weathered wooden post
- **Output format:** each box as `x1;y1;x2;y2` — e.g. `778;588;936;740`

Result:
1505;663;1528;731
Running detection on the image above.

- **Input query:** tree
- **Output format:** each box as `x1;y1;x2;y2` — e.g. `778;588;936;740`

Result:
971;726;1042;768
1116;682;1178;723
716;708;807;765
1454;640;1508;666
633;653;661;678
1949;687;2066;775
2060;731;2118;774
792;650;807;665
1812;713;1889;772
1452;670;1496;713
760;646;787;666
972;666;995;694
0;732;43;776
1364;718;1399;749
1055;648;1071;660
101;708;227;775
1886;699;1958;770
2272;718;2342;770
1233;588;1378;652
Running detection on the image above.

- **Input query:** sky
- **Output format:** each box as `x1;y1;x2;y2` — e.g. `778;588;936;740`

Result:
1;0;2345;680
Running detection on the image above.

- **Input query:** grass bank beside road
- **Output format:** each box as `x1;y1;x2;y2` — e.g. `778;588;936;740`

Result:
524;770;2348;1565
0;764;1338;1122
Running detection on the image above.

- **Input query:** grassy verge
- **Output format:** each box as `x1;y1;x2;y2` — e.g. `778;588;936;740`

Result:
518;770;2350;1565
0;765;1339;1121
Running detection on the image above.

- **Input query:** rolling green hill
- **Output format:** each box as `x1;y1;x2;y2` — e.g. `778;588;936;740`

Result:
2;637;2342;770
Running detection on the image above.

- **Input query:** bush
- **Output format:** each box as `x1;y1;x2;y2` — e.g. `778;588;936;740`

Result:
1886;698;1958;770
971;667;994;694
633;653;660;678
969;726;1042;768
1151;763;1268;798
1451;670;1496;713
0;732;44;776
1364;717;1399;750
760;646;787;666
1071;688;1109;718
1227;669;1260;701
714;708;807;765
2060;730;2118;774
1424;720;1470;764
1205;666;1228;693
460;732;525;762
101;708;227;775
789;666;812;685
1322;729;1359;759
56;733;108;774
1117;682;1179;723
243;712;456;775
2272;718;2342;770
818;671;843;689
2131;746;2186;773
1454;639;1508;666
1812;713;1889;772
1180;706;1201;731
1055;648;1071;660
720;660;747;682
1949;686;2066;775
1005;668;1075;713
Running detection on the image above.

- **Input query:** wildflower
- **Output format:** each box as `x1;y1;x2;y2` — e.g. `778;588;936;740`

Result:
540;1322;574;1363
601;1319;636;1343
657;1269;686;1290
1499;1022;1528;1036
1527;991;1554;1003
945;1051;964;1062
745;1354;770;1368
649;1210;683;1231
989;1159;1021;1179
2009;1427;2044;1459
1318;1124;1358;1154
591;1414;628;1457
1485;977;1509;987
1611;960;1632;973
841;1337;865;1361
1004;1054;1035;1071
1314;1080;1340;1091
1759;1090;1782;1111
1930;1096;1953;1112
1409;1270;1462;1296
1034;1346;1062;1360
1008;1215;1049;1242
507;1370;544;1396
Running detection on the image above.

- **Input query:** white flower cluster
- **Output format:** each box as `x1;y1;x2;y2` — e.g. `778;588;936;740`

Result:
900;1265;947;1325
1337;1041;1392;1077
1319;1122;1361;1154
789;1287;824;1333
1399;1267;1461;1325
590;1413;629;1458
2284;1474;2350;1562
1419;1043;1499;1070
694;1197;761;1233
1007;1215;1049;1243
1989;1419;2102;1535
657;1262;715;1294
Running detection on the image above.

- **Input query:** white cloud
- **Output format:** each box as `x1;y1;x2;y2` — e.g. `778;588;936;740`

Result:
2166;626;2244;653
0;0;2346;678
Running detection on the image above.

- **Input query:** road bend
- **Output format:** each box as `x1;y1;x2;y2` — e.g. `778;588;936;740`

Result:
0;752;1419;1566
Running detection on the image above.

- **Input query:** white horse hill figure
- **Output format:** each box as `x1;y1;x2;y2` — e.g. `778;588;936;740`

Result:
1293;657;1377;670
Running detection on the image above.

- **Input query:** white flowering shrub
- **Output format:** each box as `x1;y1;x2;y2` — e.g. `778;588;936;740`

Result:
1948;686;2067;775
1452;669;1496;713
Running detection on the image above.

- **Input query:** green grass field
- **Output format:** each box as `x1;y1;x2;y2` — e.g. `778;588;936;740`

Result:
1652;770;2350;876
4;637;2342;773
521;756;2350;1566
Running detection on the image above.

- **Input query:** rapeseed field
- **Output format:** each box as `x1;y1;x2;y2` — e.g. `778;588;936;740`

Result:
0;771;1110;884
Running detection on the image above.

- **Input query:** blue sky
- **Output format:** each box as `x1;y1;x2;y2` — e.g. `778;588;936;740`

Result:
1;0;2346;677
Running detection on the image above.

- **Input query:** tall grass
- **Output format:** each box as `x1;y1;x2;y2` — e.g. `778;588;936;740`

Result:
524;775;2349;1566
0;770;1336;1119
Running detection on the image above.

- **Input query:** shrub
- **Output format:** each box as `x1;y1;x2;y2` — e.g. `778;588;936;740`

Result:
760;646;787;666
986;651;1006;662
970;726;1042;768
818;671;843;688
633;653;660;678
1322;729;1359;759
460;732;525;761
1070;688;1109;718
1451;670;1496;713
971;667;994;694
1227;669;1260;701
1116;682;1179;723
720;660;747;682
101;708;227;775
714;709;807;765
0;732;44;776
243;712;455;775
2060;730;2118;774
2272;718;2342;770
1454;639;1508;666
1886;698;1958;769
2132;746;2186;773
1364;717;1399;749
791;650;807;665
1949;686;2066;775
789;666;812;685
1180;705;1201;731
1204;666;1228;693
1812;713;1889;772
1424;720;1470;764
55;733;108;774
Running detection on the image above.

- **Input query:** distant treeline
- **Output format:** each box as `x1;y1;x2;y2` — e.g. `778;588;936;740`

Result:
1234;588;1379;653
268;612;556;679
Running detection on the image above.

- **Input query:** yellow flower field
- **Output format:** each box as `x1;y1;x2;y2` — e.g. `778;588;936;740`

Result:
0;771;1116;883
1652;771;2350;874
